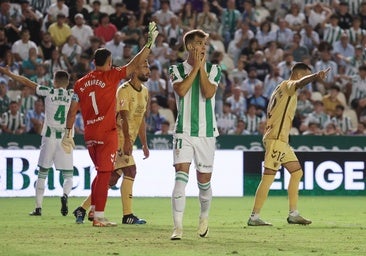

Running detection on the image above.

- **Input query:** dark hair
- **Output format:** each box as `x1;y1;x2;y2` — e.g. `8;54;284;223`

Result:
183;29;208;50
93;48;111;66
54;70;70;86
336;104;345;111
291;62;312;73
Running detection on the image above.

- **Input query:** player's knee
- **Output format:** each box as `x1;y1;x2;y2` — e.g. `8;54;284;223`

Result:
290;169;303;179
109;171;121;187
123;166;136;178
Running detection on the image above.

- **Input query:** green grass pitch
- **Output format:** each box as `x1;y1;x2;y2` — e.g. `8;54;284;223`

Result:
0;196;365;256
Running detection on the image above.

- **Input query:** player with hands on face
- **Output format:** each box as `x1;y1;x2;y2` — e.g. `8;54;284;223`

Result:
169;29;222;240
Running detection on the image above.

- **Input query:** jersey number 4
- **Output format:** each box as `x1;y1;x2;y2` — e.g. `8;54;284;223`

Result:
54;105;66;124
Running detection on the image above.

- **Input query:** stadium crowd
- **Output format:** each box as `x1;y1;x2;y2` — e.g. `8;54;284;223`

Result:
1;0;366;137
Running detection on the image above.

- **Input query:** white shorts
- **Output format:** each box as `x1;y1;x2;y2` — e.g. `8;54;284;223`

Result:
173;133;216;173
38;136;73;170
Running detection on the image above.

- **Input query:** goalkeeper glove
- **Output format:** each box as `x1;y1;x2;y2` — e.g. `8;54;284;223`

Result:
61;128;75;154
146;21;159;49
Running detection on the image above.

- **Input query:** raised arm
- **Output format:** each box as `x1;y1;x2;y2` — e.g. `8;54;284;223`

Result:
0;66;37;89
295;67;330;90
125;22;159;77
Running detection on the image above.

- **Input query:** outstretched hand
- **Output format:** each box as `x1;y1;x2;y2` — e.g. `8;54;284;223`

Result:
61;130;75;154
146;21;159;49
317;67;331;81
0;66;11;76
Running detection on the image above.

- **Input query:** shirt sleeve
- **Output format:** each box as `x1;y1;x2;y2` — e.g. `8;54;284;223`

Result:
35;85;49;96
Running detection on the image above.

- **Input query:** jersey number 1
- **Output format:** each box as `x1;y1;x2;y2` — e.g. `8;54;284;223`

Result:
89;91;99;115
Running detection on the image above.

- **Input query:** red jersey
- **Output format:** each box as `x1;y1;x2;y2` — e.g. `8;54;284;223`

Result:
73;66;127;140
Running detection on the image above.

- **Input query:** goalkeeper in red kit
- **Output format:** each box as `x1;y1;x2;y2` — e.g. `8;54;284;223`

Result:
62;22;158;227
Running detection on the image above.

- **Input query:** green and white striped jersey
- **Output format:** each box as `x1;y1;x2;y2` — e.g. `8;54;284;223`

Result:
36;85;73;138
169;61;221;137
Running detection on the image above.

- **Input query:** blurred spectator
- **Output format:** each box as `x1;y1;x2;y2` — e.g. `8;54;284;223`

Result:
20;0;43;45
71;13;94;52
349;65;366;116
227;119;250;135
88;0;104;29
62;35;82;70
323;121;341;135
212;0;241;49
1;100;25;134
30;0;52;16
151;33;170;68
146;65;166;99
336;1;353;30
44;48;68;77
314;50;338;93
68;0;90;27
25;98;44;134
226;86;247;117
256;20;275;49
285;32;309;62
0;27;11;61
345;16;366;46
152;0;175;30
322;85;345;117
246;84;268;116
46;0;69;28
322;14;343;45
285;3;306;32
263;66;283;98
274;18;294;48
11;28;38;62
227;21;254;65
351;122;366;135
304;3;332;32
240;38;260;64
121;15;142;54
241;104;265;135
1;50;20;89
109;2;131;31
84;36;102;59
297;89;314;118
196;1;219;34
240;67;263;98
113;44;134;66
105;32;125;65
179;2;196;31
302;121;323;135
37;32;56;61
300;23;320;54
300;100;331;133
145;99;166;134
228;59;248;86
247;50;271;82
164;15;184;49
264;41;284;66
71;53;92;79
19;85;36;114
277;52;295;80
216;101;238;135
331;104;353;134
136;0;153;28
359;1;366;30
0;79;10;115
0;0;22;44
241;0;259;34
30;63;52;87
169;0;185;14
94;12;118;44
154;120;173;135
333;32;355;66
22;47;43;78
48;12;71;47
